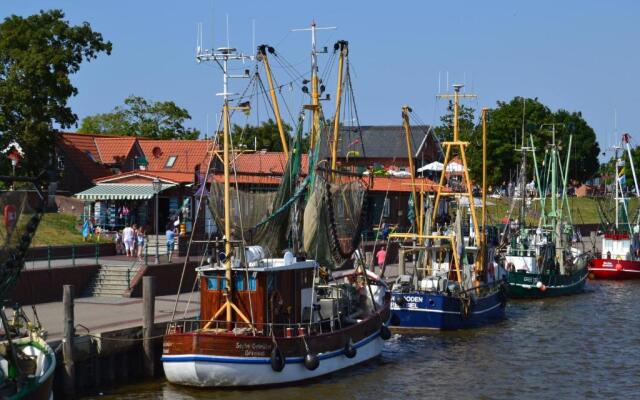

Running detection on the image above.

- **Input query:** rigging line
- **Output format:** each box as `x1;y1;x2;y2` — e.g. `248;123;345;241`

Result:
170;116;222;321
345;60;366;158
272;53;307;86
228;127;256;327
270;71;297;127
255;72;278;123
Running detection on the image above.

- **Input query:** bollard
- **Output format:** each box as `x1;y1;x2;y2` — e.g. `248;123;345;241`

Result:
47;245;51;269
142;276;156;378
72;244;76;267
95;243;99;265
398;248;406;276
63;285;76;398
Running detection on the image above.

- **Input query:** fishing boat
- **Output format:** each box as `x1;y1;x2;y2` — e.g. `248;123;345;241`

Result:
162;25;390;387
388;87;507;331
589;133;640;279
0;172;57;399
503;124;590;298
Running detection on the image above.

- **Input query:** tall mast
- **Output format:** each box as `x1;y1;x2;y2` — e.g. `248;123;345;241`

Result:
432;84;481;277
331;40;348;174
257;45;289;156
293;21;335;151
197;45;252;324
401;106;420;238
613;143;622;229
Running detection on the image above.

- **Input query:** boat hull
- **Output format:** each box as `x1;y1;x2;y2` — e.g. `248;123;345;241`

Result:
507;268;588;298
163;331;382;387
589;258;640;280
162;301;389;387
389;288;506;331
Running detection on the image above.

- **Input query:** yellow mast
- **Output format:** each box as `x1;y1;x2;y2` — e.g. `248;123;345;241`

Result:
294;21;336;152
331;40;348;174
257;45;289;157
401;106;421;240
222;97;233;322
480;107;488;275
431;84;482;278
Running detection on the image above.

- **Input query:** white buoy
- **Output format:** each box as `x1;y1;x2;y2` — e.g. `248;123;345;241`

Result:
536;281;543;289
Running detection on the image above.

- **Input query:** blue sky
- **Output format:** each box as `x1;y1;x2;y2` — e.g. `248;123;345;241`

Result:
1;1;639;159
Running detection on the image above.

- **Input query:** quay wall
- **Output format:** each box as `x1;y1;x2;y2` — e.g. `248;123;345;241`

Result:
8;265;99;304
126;261;199;298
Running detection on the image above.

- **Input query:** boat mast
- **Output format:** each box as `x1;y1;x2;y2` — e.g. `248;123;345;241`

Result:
481;107;488;269
197;45;253;325
432;85;481;273
401;106;420;238
293;21;335;151
622;133;640;198
257;45;289;157
613;143;622;229
331;40;348;174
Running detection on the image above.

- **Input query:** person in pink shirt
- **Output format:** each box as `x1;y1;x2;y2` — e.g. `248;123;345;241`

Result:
376;246;387;268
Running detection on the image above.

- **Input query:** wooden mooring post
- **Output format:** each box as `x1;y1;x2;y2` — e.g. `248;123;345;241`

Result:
142;276;156;378
398;248;406;276
63;284;76;398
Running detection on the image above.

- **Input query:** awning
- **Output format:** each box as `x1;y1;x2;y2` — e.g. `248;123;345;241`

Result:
75;183;177;200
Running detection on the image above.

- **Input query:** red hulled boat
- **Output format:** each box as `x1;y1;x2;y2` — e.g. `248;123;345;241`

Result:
589;232;640;279
589;133;640;280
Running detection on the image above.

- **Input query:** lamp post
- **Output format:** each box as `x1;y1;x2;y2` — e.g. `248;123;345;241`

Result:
152;177;162;264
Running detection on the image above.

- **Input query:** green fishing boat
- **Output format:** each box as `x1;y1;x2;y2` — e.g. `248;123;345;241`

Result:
501;122;590;299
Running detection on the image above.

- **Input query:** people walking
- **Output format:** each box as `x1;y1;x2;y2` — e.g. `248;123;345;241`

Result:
166;221;177;262
123;224;135;257
376;245;387;273
136;225;146;261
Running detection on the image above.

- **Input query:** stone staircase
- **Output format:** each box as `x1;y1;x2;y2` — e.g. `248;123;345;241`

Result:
86;262;141;297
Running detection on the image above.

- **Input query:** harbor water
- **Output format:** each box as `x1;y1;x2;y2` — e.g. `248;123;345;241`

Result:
84;280;640;400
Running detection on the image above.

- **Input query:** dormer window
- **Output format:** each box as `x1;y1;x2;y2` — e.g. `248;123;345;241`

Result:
165;156;177;168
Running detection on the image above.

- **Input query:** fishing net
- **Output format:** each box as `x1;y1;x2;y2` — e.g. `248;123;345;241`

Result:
0;188;44;296
208;123;305;257
303;128;369;269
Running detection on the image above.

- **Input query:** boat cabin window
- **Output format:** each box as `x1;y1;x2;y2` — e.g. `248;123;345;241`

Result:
206;271;257;292
206;277;218;290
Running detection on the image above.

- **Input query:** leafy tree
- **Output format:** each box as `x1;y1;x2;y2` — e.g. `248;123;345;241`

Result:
0;9;112;175
434;97;601;185
79;95;199;139
230;119;295;152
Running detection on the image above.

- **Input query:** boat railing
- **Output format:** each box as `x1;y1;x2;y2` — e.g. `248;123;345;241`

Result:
165;314;351;337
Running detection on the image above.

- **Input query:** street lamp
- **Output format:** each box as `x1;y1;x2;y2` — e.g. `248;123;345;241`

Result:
152;177;162;264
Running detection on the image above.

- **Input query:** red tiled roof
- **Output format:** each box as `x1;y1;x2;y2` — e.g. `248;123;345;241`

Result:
227;151;309;175
94;170;194;184
59;133;112;180
138;140;213;173
94;137;137;164
369;176;441;193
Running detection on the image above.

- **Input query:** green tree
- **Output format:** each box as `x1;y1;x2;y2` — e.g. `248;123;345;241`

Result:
230;119;293;152
440;97;601;186
79;95;200;139
0;10;112;175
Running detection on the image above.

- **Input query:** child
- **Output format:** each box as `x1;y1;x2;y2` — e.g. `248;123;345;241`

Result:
115;230;124;255
166;222;177;262
136;226;145;261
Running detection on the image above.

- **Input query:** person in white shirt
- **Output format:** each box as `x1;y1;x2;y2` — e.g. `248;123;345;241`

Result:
123;224;135;257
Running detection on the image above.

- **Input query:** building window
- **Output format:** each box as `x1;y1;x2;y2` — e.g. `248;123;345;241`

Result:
165;156;177;168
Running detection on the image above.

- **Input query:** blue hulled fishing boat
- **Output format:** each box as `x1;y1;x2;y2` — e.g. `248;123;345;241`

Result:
388;86;507;331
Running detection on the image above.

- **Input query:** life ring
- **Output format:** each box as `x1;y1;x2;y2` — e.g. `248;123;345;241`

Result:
270;345;285;372
270;291;284;319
